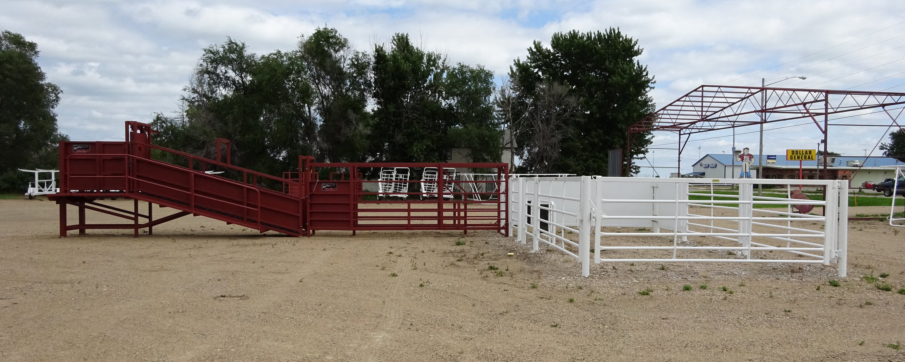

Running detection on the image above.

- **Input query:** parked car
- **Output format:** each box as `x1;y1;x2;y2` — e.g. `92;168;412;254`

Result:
873;177;905;197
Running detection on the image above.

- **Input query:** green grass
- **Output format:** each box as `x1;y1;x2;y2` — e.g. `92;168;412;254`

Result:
876;283;893;292
897;288;905;295
699;285;707;290
689;191;899;209
828;280;840;287
0;194;22;200
862;272;878;284
886;341;901;350
880;273;890;278
682;285;692;291
638;289;652;296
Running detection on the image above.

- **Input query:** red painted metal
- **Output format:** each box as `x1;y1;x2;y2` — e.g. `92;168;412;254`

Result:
626;85;905;179
50;121;509;238
291;158;509;236
51;121;305;237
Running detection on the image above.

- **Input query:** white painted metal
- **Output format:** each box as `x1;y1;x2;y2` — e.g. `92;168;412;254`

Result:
390;167;410;199
18;169;59;198
508;176;849;277
378;168;396;199
890;166;904;227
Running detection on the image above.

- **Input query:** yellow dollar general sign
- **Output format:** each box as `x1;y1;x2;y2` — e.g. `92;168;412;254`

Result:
786;149;817;161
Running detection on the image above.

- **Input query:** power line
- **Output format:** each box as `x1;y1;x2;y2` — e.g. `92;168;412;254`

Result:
722;20;905;86
798;42;905;87
851;68;905;89
808;57;905;87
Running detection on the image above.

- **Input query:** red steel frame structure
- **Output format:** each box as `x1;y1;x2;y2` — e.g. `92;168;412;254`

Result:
626;85;905;178
286;156;509;236
50;121;509;238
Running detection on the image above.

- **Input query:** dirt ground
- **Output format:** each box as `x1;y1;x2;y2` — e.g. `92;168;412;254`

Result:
1;198;905;361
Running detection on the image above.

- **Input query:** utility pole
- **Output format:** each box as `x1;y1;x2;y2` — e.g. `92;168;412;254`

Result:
759;76;805;195
759;78;765;195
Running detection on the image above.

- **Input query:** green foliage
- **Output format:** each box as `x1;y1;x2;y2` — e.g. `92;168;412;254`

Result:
880;129;905;162
828;280;840;287
876;283;893;292
157;38;315;177
509;29;656;175
863;271;877;284
299;28;372;163
0;31;67;192
638;288;652;296
682;285;692;291
370;34;500;163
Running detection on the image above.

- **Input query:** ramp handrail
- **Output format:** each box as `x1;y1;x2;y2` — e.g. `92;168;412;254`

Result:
145;144;297;193
63;153;290;233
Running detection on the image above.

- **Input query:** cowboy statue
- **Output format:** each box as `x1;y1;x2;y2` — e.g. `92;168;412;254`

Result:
737;147;755;178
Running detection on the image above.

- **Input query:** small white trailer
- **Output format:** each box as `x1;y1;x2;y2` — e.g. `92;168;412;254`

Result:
18;169;59;199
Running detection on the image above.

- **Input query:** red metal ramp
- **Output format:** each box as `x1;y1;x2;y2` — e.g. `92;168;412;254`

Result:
50;122;304;237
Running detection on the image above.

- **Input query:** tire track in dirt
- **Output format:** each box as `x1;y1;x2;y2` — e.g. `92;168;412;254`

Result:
359;254;406;361
170;244;337;362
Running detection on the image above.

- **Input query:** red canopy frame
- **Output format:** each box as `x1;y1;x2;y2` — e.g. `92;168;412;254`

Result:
627;85;905;178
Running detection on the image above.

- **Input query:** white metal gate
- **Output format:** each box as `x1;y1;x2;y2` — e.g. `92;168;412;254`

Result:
509;177;849;277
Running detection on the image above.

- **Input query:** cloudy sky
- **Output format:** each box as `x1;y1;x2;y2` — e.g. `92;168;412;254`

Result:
3;0;905;175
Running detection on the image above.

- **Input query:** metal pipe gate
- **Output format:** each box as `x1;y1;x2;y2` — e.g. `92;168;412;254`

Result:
287;157;509;236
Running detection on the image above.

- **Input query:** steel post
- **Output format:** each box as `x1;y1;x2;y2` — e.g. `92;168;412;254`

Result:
578;176;592;277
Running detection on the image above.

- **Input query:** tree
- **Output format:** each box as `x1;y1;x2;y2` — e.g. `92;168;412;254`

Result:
370;34;450;162
0;30;67;192
156;38;316;176
445;63;501;163
880;129;905;163
816;150;842;157
510;29;656;175
298;28;372;163
371;34;501;163
517;81;580;173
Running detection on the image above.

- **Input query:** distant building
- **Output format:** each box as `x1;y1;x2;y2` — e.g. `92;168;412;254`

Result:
690;154;904;186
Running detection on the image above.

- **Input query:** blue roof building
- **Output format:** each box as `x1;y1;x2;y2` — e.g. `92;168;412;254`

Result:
690;154;903;187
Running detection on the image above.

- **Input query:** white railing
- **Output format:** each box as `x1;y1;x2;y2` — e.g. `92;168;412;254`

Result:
509;177;849;277
891;166;904;227
510;176;593;276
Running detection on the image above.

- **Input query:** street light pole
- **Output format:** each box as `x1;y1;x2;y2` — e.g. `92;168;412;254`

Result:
760;78;765;193
759;76;806;196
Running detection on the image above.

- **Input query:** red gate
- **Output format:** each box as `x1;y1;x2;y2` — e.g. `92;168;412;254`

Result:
292;157;508;236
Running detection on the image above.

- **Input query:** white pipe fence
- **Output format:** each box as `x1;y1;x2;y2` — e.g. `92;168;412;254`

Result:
509;177;849;277
891;166;904;227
